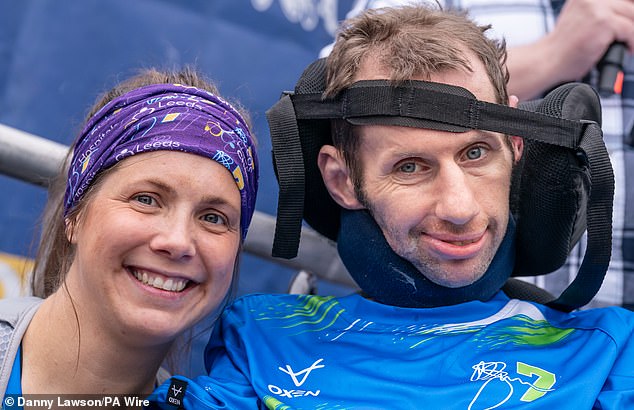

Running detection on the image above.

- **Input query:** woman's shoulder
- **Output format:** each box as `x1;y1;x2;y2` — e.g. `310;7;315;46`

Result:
0;296;42;327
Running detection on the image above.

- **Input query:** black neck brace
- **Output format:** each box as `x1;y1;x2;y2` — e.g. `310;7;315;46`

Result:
337;209;516;308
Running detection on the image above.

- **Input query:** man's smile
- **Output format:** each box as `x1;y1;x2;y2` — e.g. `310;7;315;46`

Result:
423;231;488;260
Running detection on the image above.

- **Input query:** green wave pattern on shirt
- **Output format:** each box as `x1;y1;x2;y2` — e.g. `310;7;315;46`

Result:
410;315;574;349
475;315;575;348
262;395;293;410
252;296;575;350
407;298;577;349
263;394;349;410
252;295;345;335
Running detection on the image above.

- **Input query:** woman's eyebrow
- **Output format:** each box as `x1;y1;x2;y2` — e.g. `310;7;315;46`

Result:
143;178;239;209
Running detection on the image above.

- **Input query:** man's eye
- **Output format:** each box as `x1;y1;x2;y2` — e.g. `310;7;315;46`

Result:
399;162;418;173
466;146;484;160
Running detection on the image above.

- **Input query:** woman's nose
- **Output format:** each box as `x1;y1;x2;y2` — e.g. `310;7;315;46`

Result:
149;214;196;260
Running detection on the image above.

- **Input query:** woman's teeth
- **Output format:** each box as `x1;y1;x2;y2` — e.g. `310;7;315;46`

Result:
132;269;188;292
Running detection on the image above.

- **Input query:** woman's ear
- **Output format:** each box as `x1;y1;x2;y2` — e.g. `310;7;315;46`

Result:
65;217;77;244
317;145;364;210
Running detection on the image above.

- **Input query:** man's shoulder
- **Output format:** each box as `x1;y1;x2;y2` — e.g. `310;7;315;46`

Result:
550;304;634;347
569;305;634;328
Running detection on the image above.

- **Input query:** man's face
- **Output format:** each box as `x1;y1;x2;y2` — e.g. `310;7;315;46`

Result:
319;51;522;288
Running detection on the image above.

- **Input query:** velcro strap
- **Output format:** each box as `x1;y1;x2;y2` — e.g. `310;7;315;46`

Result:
548;122;614;311
266;94;305;259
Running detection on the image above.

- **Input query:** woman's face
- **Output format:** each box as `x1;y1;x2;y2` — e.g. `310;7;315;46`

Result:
65;151;241;346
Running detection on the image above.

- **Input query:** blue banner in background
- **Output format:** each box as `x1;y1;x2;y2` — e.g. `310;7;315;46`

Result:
0;0;359;299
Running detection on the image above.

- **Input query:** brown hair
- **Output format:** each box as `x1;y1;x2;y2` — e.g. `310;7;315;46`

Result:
324;5;509;188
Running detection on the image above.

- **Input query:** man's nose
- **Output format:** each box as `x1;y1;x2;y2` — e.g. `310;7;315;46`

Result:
433;164;480;225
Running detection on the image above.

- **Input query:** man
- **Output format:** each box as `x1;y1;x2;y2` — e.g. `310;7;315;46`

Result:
322;0;634;309
151;5;633;408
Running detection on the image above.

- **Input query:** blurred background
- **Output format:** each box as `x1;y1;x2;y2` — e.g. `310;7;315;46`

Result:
0;0;365;376
0;0;362;298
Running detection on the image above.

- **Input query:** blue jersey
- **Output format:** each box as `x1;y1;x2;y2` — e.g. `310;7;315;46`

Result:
151;292;634;409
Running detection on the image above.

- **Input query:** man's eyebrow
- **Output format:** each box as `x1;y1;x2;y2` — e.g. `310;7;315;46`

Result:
471;129;501;139
465;130;506;144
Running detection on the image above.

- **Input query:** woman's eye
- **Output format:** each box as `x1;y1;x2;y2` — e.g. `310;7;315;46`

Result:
203;213;226;225
134;194;155;206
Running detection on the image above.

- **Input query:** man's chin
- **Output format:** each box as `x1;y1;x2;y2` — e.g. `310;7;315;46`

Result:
414;260;487;288
428;276;482;288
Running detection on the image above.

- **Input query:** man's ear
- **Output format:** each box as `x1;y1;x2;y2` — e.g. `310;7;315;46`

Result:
317;145;364;210
508;94;524;163
510;136;524;163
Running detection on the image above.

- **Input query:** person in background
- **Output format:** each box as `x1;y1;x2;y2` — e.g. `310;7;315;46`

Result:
150;5;634;408
321;0;634;309
0;67;258;398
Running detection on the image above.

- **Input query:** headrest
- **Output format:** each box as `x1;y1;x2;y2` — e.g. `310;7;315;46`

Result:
266;58;614;311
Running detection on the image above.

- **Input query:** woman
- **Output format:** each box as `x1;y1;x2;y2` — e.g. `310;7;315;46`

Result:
0;67;258;397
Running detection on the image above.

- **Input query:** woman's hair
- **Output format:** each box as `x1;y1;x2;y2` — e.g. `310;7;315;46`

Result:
324;5;509;190
31;67;251;299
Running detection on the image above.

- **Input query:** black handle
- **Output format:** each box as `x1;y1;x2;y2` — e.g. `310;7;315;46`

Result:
597;41;627;96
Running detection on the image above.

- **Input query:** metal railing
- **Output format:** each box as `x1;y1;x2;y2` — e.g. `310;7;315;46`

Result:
0;123;356;288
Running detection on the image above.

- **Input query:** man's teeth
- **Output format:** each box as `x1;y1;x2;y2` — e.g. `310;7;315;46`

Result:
449;239;477;246
133;270;188;292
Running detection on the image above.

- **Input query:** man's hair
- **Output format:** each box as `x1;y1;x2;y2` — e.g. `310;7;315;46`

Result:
324;5;510;191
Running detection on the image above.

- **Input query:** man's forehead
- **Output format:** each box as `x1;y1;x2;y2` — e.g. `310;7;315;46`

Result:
355;122;505;147
353;49;498;105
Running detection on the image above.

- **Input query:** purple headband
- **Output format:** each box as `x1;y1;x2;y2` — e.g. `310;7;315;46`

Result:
64;83;259;240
